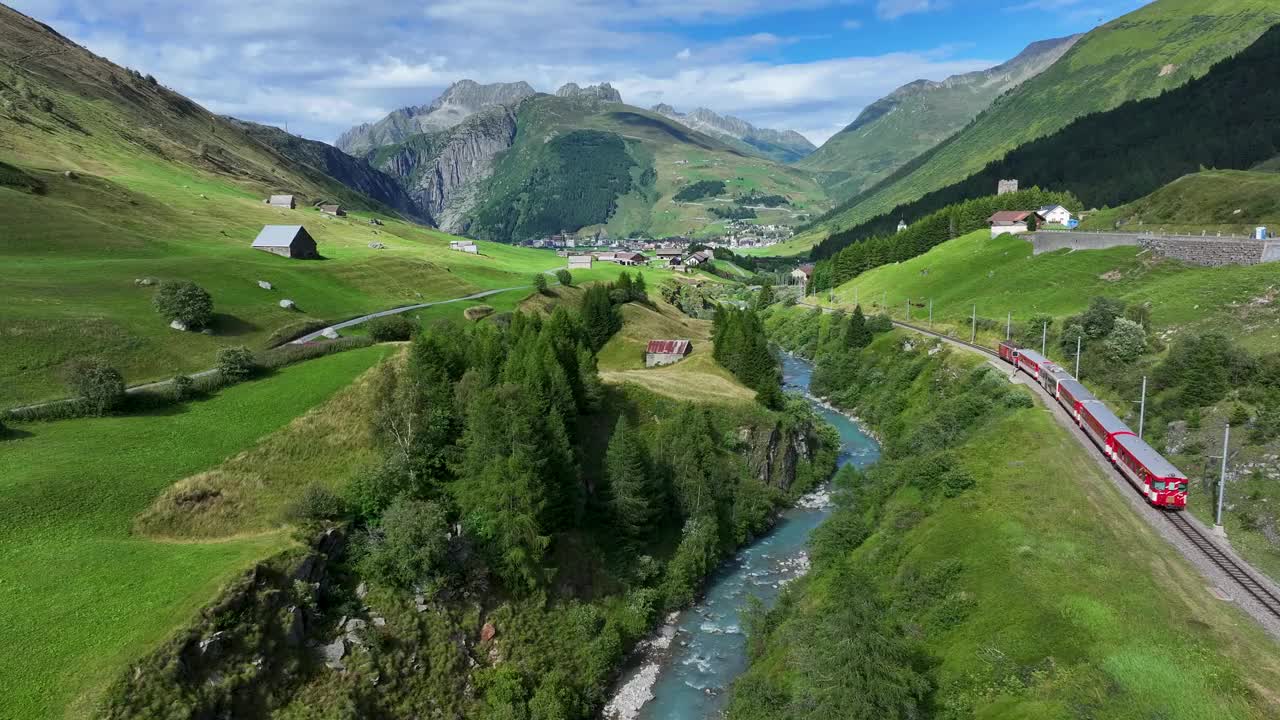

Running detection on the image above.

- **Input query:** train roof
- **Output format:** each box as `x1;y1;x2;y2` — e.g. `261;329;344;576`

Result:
1017;349;1050;366
1058;378;1095;402
1115;434;1186;479
1081;401;1132;435
1044;366;1073;383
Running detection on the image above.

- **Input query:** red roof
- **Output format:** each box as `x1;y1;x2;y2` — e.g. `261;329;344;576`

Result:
646;339;691;355
989;210;1045;225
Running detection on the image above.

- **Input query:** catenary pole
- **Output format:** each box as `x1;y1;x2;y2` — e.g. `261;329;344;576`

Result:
1006;311;1011;341
905;298;910;321
1075;335;1082;378
1215;423;1230;529
1041;322;1047;356
928;299;933;328
971;304;976;343
1138;376;1147;438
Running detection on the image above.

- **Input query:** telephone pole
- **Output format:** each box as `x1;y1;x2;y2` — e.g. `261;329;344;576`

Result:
905;298;910;321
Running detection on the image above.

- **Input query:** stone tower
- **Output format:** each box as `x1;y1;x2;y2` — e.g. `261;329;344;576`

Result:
997;179;1019;196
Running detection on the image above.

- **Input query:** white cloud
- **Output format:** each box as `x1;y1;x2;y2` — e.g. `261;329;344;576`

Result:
876;0;951;20
7;0;997;146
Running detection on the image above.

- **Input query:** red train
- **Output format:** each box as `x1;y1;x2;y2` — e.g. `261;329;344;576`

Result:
999;342;1188;509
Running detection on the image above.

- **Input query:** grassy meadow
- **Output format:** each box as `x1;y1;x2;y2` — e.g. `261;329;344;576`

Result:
1080;169;1280;236
817;229;1280;354
0;345;391;719
0;160;562;406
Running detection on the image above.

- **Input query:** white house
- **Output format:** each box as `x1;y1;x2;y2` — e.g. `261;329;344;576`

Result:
1038;205;1073;226
449;240;479;254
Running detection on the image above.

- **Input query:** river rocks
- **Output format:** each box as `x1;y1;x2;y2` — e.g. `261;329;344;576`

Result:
321;328;339;340
480;621;496;643
279;299;296;310
258;280;273;290
169;319;188;332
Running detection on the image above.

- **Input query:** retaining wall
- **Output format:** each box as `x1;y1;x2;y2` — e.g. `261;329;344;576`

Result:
1026;231;1278;267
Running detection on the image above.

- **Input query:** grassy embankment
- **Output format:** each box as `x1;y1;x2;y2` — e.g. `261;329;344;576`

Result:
0;345;392;719
733;324;1280;719
817;229;1280;354
1081;168;1280;236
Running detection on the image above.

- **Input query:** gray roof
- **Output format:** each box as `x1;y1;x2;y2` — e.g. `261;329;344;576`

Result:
269;194;294;203
252;225;307;248
1017;349;1051;368
1081;400;1132;436
1115;434;1186;479
1057;378;1095;404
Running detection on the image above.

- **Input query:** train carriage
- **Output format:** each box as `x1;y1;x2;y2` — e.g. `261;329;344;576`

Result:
1039;365;1073;396
1015;348;1052;381
1055;378;1096;422
1113;434;1189;509
1077;401;1134;460
998;341;1019;364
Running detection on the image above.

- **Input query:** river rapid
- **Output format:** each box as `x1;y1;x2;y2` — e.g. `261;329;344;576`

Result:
602;353;881;720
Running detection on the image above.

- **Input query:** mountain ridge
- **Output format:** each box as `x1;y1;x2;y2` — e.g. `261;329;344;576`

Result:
796;33;1080;201
649;103;816;163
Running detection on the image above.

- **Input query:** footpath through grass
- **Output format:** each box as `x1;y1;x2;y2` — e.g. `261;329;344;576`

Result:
0;345;390;719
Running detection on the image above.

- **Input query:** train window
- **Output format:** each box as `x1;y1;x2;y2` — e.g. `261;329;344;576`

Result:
1153;481;1167;491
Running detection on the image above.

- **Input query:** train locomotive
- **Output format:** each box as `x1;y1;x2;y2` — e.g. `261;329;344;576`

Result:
998;342;1189;509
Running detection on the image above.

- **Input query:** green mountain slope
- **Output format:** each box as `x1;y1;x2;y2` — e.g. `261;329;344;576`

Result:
365;93;830;242
0;3;563;405
798;35;1079;202
802;0;1280;245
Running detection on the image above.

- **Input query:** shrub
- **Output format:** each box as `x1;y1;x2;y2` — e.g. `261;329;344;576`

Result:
215;346;257;381
1103;318;1146;364
367;314;418;342
171;374;194;401
65;359;126;416
1230;403;1251;426
555;269;573;287
152;280;213;329
257;337;372;371
534;273;550;295
360;495;451;589
287;483;347;523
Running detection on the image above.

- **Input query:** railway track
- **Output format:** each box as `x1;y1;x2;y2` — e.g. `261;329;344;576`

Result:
886;317;1280;620
1165;511;1280;619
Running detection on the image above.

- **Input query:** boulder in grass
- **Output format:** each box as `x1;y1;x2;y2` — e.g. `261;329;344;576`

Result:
169;319;188;332
480;622;497;643
279;299;296;310
321;328;339;340
258;280;273;290
322;638;346;670
368;241;385;250
135;277;156;287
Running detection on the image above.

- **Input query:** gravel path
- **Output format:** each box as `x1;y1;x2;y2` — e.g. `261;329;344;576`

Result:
288;286;528;344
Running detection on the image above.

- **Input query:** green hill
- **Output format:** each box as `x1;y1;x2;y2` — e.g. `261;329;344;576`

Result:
797;35;1079;203
1081;169;1280;235
798;0;1280;248
0;4;566;406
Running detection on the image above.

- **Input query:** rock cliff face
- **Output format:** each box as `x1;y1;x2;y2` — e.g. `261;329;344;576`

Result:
369;105;520;233
745;417;818;493
650;103;815;163
335;79;534;155
555;82;622;103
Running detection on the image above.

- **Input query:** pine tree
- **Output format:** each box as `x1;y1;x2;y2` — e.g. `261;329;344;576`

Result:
605;416;654;542
632;272;647;302
845;305;870;349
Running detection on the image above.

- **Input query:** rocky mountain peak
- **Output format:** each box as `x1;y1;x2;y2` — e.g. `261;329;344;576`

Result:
555;82;622;103
429;79;536;113
648;103;815;163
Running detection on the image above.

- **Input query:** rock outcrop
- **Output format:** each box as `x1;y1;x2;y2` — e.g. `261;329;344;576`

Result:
336;79;535;155
555;82;622;103
744;417;818;493
370;105;520;233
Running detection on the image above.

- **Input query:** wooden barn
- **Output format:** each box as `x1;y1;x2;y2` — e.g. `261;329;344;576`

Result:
267;194;296;209
320;204;346;217
645;339;692;368
251;225;319;259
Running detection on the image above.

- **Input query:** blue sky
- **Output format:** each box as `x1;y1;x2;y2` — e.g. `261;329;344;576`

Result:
9;0;1151;145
